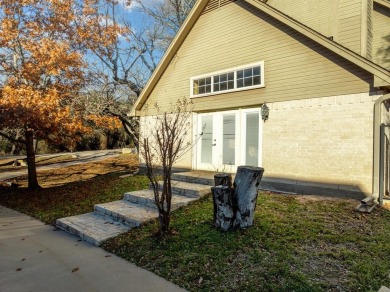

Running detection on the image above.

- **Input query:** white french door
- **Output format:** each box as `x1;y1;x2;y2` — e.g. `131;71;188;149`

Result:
194;108;262;172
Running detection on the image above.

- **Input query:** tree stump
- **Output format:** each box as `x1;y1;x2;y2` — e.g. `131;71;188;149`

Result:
232;166;264;228
211;185;234;231
214;173;232;188
212;173;233;230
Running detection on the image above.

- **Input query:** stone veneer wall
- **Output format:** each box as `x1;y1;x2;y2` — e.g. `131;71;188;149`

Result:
139;114;194;170
262;91;383;197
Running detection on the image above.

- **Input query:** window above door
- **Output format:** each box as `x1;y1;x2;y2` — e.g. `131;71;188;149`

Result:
190;61;265;98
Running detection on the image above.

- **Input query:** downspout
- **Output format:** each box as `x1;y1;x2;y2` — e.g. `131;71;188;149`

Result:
372;93;390;204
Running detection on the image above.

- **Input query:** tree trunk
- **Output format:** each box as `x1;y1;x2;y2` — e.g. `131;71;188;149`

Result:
11;129;23;155
158;212;170;236
34;138;39;154
157;175;172;236
213;173;233;229
214;173;232;188
212;185;234;231
25;130;40;190
233;166;264;228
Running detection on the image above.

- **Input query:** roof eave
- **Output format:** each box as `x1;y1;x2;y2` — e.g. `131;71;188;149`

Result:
245;0;390;84
132;0;209;115
132;0;390;116
374;0;390;9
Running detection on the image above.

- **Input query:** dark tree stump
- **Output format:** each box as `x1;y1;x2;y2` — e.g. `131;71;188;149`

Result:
232;166;264;228
212;185;234;231
213;173;233;227
214;173;232;188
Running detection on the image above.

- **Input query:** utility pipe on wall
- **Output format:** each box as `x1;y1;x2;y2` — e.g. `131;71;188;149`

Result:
372;93;390;204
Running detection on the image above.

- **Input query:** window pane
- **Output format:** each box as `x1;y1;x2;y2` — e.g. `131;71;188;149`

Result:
192;64;262;95
244;77;252;87
237;79;244;88
223;114;235;165
246;113;259;166
244;68;252;78
253;75;261;85
201;116;213;164
193;80;199;95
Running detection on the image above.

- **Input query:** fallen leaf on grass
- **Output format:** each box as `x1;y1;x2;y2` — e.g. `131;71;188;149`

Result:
72;267;79;273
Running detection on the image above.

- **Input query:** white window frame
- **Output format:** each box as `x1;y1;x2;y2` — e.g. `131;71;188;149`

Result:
190;61;265;98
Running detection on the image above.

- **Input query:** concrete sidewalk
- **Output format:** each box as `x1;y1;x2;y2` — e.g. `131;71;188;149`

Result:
0;205;185;292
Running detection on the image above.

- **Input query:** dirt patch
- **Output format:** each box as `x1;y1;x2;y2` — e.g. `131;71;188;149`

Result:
3;154;138;188
298;240;363;291
292;194;357;204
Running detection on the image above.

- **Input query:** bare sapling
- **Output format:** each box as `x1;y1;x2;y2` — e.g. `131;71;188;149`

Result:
140;98;194;236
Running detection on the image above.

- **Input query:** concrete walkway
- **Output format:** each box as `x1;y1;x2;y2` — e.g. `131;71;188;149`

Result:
0;205;185;292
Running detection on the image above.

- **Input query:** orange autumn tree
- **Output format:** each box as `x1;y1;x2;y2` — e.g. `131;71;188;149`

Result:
0;0;120;190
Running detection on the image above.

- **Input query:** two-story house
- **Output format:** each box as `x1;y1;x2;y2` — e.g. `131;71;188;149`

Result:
133;0;390;203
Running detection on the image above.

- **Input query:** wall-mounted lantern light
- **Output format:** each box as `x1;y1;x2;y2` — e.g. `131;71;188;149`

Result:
261;103;269;121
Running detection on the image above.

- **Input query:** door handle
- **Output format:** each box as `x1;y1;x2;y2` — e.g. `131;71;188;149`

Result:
212;143;216;146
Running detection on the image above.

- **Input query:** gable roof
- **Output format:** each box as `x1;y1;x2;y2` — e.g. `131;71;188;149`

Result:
133;0;390;114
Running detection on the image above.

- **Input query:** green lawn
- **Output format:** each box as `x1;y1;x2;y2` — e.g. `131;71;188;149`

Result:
1;155;389;291
103;194;390;292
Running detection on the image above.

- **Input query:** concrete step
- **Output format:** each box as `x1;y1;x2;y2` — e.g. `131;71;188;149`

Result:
56;213;131;246
172;172;215;186
57;172;217;246
94;200;159;228
124;189;198;209
157;180;212;198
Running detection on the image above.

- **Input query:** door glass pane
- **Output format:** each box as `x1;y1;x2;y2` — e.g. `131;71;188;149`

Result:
201;116;213;164
223;114;235;165
246;113;259;166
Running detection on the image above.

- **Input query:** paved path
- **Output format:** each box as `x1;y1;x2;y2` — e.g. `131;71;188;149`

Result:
0;206;186;292
0;150;121;182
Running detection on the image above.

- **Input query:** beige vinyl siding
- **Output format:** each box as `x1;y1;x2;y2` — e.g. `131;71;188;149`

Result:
267;0;338;39
203;0;237;14
338;0;362;54
367;0;373;59
265;0;377;58
373;2;390;70
141;0;372;114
